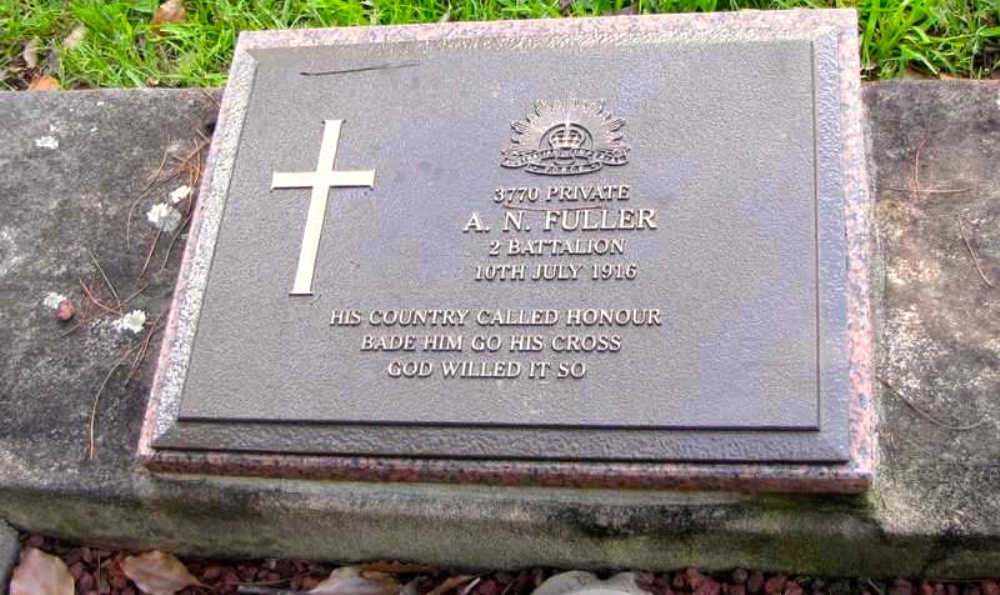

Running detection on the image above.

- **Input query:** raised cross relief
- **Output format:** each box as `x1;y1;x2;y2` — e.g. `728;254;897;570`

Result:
271;119;376;295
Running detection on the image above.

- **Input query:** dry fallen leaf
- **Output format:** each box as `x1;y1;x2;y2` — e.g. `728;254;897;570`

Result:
62;26;88;50
21;38;40;69
120;551;203;595
152;0;186;26
10;548;74;595
27;75;60;91
531;572;648;595
310;566;401;595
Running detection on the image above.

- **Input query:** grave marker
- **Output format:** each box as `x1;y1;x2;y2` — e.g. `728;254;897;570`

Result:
141;10;874;491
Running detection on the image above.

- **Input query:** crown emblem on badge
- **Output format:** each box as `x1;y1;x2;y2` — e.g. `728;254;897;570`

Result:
501;99;629;176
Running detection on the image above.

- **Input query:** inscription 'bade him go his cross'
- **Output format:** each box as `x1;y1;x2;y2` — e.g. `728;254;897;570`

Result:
270;119;376;295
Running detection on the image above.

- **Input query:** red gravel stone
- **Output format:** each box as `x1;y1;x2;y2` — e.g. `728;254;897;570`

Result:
300;576;321;590
784;581;803;595
25;535;45;548
727;584;747;595
747;571;765;594
983;582;999;595
695;577;721;595
222;570;242;587
653;576;675;595
686;568;706;590
495;573;515;585
202;565;223;580
239;564;258;581
764;574;788;595
732;570;749;585
80;547;94;565
111;573;128;590
892;579;914;595
636;572;656;592
77;572;95;592
69;561;85;580
672;572;686;590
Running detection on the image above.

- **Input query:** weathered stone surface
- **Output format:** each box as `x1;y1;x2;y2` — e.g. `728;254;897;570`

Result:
870;81;1000;574
0;521;18;595
0;81;997;576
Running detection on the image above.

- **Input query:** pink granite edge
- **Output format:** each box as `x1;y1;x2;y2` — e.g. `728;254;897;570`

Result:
837;15;877;479
236;9;859;49
137;46;254;459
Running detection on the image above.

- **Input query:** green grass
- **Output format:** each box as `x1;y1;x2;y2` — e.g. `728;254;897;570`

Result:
1;0;998;89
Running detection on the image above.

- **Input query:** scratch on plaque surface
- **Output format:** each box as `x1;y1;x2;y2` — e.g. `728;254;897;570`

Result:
300;60;420;76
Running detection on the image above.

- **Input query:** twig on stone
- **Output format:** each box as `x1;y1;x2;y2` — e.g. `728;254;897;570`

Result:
140;229;162;280
300;60;419;76
158;138;206;273
88;249;121;309
120;284;150;308
175;137;210;171
198;87;220;109
78;278;121;317
883;139;971;196
88;346;139;459
882;186;971;195
58;322;83;338
128;144;172;249
124;314;163;387
160;211;193;274
958;218;995;288
878;377;989;431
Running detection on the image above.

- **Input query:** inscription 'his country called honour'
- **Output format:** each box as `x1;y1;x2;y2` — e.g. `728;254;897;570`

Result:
271;119;376;295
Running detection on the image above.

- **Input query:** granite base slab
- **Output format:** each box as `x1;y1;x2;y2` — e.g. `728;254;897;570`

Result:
0;81;997;575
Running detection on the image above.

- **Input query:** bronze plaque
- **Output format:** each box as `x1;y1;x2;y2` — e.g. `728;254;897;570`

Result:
143;11;874;484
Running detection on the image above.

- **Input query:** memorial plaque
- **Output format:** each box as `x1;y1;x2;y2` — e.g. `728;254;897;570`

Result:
141;10;875;491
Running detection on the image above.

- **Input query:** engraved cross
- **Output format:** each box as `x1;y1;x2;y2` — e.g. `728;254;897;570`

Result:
271;119;376;295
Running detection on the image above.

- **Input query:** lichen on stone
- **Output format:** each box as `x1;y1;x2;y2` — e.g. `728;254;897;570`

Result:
169;185;192;204
146;203;183;232
42;292;67;310
114;310;147;335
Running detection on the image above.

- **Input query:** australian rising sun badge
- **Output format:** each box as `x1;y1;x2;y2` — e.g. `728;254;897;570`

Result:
501;99;629;176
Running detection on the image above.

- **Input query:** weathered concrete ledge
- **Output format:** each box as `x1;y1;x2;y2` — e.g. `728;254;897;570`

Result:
0;82;997;577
